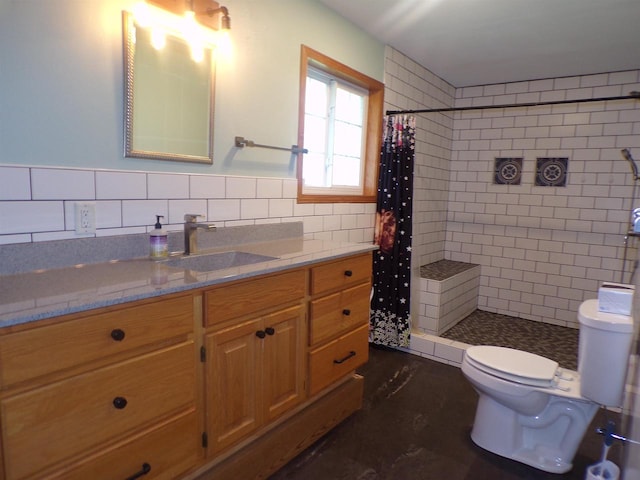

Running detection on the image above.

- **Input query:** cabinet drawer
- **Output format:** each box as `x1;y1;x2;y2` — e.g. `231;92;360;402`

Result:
57;411;200;480
308;324;369;395
204;270;305;326
310;283;370;345
1;341;195;480
310;253;372;295
0;294;194;388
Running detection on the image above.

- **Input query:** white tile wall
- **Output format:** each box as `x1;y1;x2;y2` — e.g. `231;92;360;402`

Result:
385;47;640;330
0;166;376;245
449;70;640;328
384;46;456;269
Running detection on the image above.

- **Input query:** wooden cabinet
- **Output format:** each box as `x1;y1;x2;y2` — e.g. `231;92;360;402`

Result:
203;272;306;455
0;250;373;480
0;293;199;480
308;253;372;395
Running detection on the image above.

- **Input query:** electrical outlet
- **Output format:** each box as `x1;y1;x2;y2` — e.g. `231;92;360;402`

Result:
74;202;96;234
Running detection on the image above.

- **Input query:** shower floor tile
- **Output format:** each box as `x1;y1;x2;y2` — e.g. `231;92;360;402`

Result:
441;309;579;370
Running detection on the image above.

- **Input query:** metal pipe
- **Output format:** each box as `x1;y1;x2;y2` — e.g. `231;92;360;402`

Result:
386;91;640;115
621;148;639;180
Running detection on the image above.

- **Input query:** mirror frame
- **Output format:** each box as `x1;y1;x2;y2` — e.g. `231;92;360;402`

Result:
122;11;215;164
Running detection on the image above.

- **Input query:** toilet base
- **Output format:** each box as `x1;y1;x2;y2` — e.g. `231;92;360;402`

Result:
470;393;597;474
471;432;573;474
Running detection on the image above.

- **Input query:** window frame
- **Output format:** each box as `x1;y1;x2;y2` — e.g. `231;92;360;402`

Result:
297;45;384;204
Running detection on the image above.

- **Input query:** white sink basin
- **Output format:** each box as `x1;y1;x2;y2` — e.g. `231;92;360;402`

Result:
165;251;277;272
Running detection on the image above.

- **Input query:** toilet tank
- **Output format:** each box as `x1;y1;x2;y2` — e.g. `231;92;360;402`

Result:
578;299;634;407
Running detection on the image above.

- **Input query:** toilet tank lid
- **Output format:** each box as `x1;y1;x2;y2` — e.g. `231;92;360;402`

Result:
578;299;634;333
465;345;559;384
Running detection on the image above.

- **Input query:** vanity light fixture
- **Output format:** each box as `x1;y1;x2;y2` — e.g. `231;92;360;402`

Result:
132;1;231;61
204;5;231;31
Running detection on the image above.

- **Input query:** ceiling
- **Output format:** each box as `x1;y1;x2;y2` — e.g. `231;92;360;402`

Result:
319;0;640;88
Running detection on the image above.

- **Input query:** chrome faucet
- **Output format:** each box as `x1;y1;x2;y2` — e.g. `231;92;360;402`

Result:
184;214;216;255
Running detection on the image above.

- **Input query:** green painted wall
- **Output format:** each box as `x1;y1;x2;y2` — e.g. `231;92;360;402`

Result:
0;0;384;177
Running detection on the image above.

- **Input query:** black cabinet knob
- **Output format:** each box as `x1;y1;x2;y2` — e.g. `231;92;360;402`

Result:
344;270;353;277
110;328;125;341
265;327;275;336
256;330;266;339
113;396;128;409
342;309;351;316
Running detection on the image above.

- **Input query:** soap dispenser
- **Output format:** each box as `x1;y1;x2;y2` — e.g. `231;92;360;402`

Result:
150;215;168;260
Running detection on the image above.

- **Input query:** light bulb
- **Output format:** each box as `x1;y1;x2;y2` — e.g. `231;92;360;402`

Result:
182;10;198;38
150;27;166;50
132;2;151;27
191;45;205;63
215;30;232;59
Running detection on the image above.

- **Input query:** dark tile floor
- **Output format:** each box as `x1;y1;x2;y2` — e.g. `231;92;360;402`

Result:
271;345;622;480
442;309;579;370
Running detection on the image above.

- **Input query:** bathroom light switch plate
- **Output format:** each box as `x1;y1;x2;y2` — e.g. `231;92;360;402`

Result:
75;202;96;234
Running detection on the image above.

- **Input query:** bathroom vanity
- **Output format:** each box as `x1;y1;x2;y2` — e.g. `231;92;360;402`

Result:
0;237;374;480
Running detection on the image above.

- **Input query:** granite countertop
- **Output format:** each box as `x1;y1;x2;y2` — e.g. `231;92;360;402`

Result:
0;237;376;329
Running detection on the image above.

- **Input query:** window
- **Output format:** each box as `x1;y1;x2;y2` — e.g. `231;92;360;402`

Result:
297;46;384;203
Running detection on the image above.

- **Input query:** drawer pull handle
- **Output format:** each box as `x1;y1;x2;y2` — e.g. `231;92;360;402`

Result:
265;327;275;335
342;309;351;316
256;330;266;339
344;270;353;277
113;396;128;409
334;350;356;364
126;462;151;480
111;328;126;341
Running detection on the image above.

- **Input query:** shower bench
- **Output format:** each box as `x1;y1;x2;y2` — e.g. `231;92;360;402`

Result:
418;259;480;336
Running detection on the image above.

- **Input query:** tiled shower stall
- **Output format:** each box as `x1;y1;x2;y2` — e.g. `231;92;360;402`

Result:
384;47;640;341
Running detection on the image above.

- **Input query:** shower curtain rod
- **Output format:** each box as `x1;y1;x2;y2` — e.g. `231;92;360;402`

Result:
385;91;640;115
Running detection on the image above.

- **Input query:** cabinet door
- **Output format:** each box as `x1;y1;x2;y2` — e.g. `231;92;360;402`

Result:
262;305;305;422
206;319;263;454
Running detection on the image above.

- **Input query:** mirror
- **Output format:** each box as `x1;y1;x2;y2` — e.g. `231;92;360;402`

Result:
123;12;215;164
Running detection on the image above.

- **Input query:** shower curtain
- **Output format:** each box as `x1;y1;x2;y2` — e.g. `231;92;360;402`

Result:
370;115;415;348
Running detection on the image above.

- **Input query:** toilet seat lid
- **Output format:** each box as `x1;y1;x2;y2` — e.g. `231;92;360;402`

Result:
465;346;559;387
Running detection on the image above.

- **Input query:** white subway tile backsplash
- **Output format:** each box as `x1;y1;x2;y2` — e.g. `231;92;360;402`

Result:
256;178;283;198
96;171;146;200
282;179;298;198
0;167;31;200
314;204;333;216
94;201;123;229
168;199;208;224
2;164;374;246
0;201;64;234
303;215;324;233
268;199;294;218
32;168;95;200
226;177;257;198
0;233;31;244
190;175;225;199
207;199;241;222
241;199;269;219
293;203;314;217
148;173;189;199
122;200;168;227
33;230;87;242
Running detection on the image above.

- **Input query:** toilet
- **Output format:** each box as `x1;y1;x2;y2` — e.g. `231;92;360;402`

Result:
461;299;634;474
